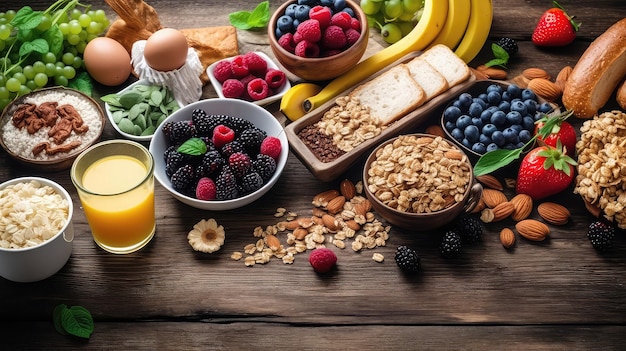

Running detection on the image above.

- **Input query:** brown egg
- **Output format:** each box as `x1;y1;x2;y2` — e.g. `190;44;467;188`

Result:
143;28;189;72
83;37;132;86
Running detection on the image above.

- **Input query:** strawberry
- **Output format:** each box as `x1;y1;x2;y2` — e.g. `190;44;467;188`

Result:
532;1;580;47
516;142;577;200
534;113;577;157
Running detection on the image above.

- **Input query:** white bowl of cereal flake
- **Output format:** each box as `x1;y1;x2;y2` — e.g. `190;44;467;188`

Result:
0;87;105;172
0;177;74;283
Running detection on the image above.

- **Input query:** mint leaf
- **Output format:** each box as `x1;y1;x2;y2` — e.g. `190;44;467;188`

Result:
229;11;253;29
53;304;94;339
485;43;510;68
473;148;525;177
68;72;93;96
177;137;207;155
53;304;69;335
18;38;49;57
11;6;42;30
229;1;270;30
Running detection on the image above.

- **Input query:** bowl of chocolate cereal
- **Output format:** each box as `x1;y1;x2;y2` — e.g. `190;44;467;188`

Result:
0;87;106;171
363;133;483;231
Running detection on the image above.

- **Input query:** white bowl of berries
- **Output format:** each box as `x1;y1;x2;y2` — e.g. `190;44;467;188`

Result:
207;51;291;106
149;98;288;210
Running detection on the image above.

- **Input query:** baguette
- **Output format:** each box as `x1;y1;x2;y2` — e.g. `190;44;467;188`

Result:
562;18;626;118
617;77;626;110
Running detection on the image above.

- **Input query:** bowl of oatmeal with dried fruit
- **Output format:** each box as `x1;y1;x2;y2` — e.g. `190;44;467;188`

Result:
0;87;105;171
363;134;483;231
0;177;74;283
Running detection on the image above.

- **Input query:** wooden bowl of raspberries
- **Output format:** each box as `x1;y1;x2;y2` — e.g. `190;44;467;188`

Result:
268;0;369;81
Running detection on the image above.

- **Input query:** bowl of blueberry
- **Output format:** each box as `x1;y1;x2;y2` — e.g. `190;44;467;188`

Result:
268;0;369;81
441;80;554;160
149;98;288;210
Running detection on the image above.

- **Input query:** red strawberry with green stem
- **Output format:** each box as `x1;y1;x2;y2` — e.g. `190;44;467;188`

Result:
516;141;577;200
534;111;577;157
532;1;581;47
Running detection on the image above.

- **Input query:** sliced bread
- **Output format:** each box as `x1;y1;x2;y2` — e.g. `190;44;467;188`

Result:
349;64;426;126
404;57;449;101
419;44;471;87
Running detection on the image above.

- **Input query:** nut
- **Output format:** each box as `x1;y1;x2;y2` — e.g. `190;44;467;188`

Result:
354;199;372;216
340;179;356;199
510;193;533;221
516;219;550;241
476;174;503;191
491;201;515;222
537;202;570;225
470;67;489;80
326;195;346;214
471;196;486;214
510;74;530;89
476;65;507;80
527;78;562;102
482;188;508;208
322;214;339;231
499;228;516;249
265;234;281;251
444;149;464;161
312;189;340;207
293;227;308;240
555;65;572;83
425;124;446;138
522;67;551;81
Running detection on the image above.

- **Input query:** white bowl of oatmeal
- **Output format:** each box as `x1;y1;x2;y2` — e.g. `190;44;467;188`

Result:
0;177;74;283
0;87;105;171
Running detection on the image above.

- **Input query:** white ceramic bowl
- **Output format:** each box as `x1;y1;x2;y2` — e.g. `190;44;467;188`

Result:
207;51;291;106
0;177;74;283
149;98;288;210
104;79;184;142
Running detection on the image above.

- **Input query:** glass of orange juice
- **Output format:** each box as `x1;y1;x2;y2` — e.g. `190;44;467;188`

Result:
70;140;155;254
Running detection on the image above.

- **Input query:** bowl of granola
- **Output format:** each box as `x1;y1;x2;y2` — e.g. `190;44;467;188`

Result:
0;87;106;172
363;133;483;231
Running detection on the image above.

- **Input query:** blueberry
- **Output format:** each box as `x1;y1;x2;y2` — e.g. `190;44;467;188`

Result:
478;93;488;103
501;91;512;102
487;91;502;105
473;98;488;109
507;84;522;99
482;123;497;137
479;133;492;145
506;111;523;125
487;106;500;113
443;105;462;122
452;100;463;109
503;127;519;143
510;100;527;115
480;110;493;123
297;0;316;5
456;115;472;130
504;143;518;150
320;0;334;7
524;99;537;116
498;100;511;113
462;138;472;149
486;143;499;152
457;93;473;108
486;84;503;94
521;116;535;131
277;15;294;33
444;120;456;131
521;89;537;101
464;125;480;143
333;0;347;11
469;102;483;117
472;142;487;154
451;128;464;140
341;7;355;17
275;28;284;38
491;130;506;146
516;141;526;148
293;19;301;28
285;3;298;17
295;4;311;21
518;129;532;143
490;110;507;126
471;117;483;129
509;124;523;133
538;102;553;114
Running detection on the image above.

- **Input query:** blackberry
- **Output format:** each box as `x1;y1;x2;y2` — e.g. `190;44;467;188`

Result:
165;150;190;178
238;127;267;153
254;154;277;181
228;152;252;178
221;140;245;158
588;221;615;252
440;230;462;258
206;114;231;132
170;164;196;193
394;245;421;273
200;150;225;177
162;120;196;144
191;108;213;136
215;167;238;200
239;171;264;195
454;215;483;243
163;145;177;162
224;116;254;134
496;37;518;56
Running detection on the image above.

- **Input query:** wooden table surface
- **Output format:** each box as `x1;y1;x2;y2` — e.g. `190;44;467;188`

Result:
1;0;625;350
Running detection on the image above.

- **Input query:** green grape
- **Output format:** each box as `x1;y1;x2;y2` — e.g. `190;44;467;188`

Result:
23;65;35;80
36;14;52;31
78;14;92;28
34;72;48;87
54;75;68;86
380;22;402;44
62;52;75;65
402;0;422;13
0;18;6;25
26;80;37;90
18;85;31;96
70;9;82;20
6;77;21;92
75;41;87;54
45;63;56;77
78;30;87;41
69;20;82;35
384;0;404;19
59;22;70;35
86;33;98;42
0;86;9;99
396;21;415;36
0;24;11;40
86;21;103;34
0;98;10;111
398;10;416;22
0;40;5;52
42;52;56;64
62;66;76;79
55;65;64;77
72;56;83;69
93;9;107;23
33;61;46;74
4;10;16;22
67;33;81;45
0;74;5;87
12;72;26;85
360;0;383;16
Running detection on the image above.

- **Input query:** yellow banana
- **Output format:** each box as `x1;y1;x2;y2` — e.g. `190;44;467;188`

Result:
428;0;471;50
280;0;448;121
454;0;493;63
279;83;322;121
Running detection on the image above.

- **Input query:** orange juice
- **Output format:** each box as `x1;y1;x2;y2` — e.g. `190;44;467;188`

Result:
80;154;155;253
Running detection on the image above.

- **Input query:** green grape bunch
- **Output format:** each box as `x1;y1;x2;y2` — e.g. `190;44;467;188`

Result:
0;0;110;110
359;0;424;44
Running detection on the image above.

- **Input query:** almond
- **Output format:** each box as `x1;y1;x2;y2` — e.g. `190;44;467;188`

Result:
354;199;372;216
326;195;346;214
583;199;602;218
491;201;515;222
283;220;301;230
510;193;533;221
475;174;503;191
522;67;551;80
425;124;446;138
527;78;562;102
537;202;570;225
293;227;308;240
516;219;550;241
339;179;356;199
297;217;315;228
555;65;573;83
510;74;530;89
482;188;508;208
311;207;326;218
476;65;507;80
499;228;516;249
312;189;339;207
345;219;361;231
322;214;339;231
471;196;486;214
265;234;281;251
444;149;464;161
470;67;489;80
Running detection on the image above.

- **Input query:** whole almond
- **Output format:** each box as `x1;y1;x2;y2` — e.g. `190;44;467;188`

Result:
471;196;486;214
527;78;562;102
354;199;372;216
311;207;326;218
444;150;464;161
265;234;281;251
537;202;570;225
322;214;339;231
326;195;346;214
476;174;503;191
283;220;301;230
476;65;507;79
293;227;308;240
516;219;550;241
555;65;573;83
470;67;489;80
510;193;533;221
522;67;551;80
491;201;515;222
511;74;530;89
340;179;356;199
425;124;447;138
482;188;508;208
500;228;516;249
345;219;361;231
312;189;340;207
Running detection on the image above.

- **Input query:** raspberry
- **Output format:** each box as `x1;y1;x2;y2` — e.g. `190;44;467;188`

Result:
295;40;320;58
264;69;286;90
350;17;361;31
212;124;235;148
195;177;216;200
247;78;269;101
239;172;264;194
212;60;233;83
308;247;337;273
254;153;277;181
259;136;282;160
293;31;304;44
221;79;244;98
309;5;332;28
322;25;347;50
242;52;268;76
296;19;322;42
330;12;351;30
228;152;252;178
345;28;361;46
278;33;296;53
230;55;249;78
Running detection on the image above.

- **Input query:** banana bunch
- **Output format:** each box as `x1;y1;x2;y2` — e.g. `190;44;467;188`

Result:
280;0;493;121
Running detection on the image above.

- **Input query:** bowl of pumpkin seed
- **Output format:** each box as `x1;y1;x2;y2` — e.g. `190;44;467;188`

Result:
102;79;183;142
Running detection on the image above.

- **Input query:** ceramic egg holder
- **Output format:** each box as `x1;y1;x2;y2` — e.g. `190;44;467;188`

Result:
131;40;203;105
